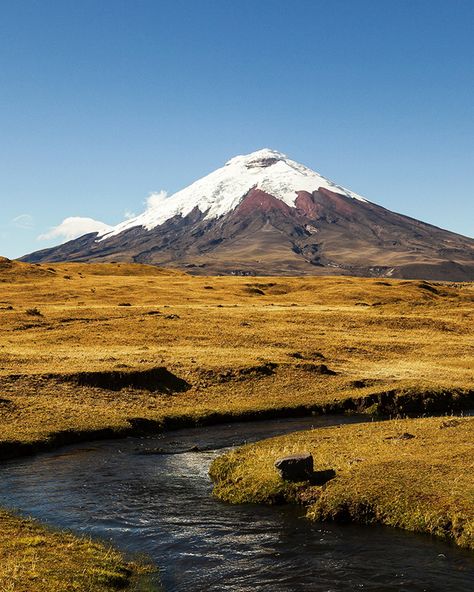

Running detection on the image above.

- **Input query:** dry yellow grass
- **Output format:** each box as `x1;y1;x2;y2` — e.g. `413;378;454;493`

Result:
0;510;153;592
210;416;474;549
0;259;472;450
0;258;473;584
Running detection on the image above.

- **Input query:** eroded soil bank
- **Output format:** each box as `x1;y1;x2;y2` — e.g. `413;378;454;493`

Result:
1;367;472;461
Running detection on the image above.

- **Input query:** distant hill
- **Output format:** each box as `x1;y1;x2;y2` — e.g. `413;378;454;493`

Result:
0;257;184;279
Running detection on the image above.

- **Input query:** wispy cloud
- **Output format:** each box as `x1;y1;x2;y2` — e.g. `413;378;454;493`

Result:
38;217;113;241
11;214;34;229
145;190;168;210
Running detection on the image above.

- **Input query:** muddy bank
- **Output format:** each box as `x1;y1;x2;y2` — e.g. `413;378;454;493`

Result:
6;366;191;393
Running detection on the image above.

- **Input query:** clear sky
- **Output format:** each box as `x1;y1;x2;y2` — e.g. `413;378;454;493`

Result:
1;0;473;258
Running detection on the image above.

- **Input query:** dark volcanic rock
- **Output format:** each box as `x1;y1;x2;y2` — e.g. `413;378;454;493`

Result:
275;453;314;482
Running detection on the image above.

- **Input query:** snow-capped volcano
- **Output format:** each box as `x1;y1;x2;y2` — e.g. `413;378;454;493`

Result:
21;149;474;281
99;149;366;240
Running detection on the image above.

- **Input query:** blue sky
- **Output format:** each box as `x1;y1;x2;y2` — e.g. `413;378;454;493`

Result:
1;0;473;258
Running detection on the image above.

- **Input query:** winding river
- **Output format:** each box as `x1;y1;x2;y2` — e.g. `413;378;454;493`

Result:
0;415;473;591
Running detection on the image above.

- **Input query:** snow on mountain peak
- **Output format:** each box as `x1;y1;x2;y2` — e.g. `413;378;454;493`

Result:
99;149;367;240
225;148;287;167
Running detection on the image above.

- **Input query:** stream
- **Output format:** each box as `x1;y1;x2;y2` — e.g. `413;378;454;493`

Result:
0;415;473;591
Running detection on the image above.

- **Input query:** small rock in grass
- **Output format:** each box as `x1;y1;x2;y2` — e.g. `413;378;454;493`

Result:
440;419;460;429
385;432;416;441
274;453;314;482
397;432;415;440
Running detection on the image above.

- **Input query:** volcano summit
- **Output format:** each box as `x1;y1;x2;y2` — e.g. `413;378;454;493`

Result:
22;149;474;280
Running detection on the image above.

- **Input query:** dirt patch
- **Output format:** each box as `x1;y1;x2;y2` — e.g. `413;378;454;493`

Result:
198;363;277;385
249;283;277;289
0;398;14;410
297;363;336;375
59;367;191;393
439;418;461;429
288;351;326;361
417;282;439;295
349;379;380;389
266;284;290;295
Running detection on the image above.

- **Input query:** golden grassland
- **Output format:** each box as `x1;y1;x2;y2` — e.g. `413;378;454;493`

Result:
0;510;153;592
0;258;473;449
210;416;474;549
0;257;473;585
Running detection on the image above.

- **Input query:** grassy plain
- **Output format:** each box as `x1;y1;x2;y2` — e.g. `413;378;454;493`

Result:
210;416;474;549
0;256;473;585
0;257;473;450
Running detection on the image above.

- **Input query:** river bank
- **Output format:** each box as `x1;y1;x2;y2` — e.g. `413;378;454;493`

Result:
2;416;473;592
210;415;474;550
0;509;154;592
1;262;472;460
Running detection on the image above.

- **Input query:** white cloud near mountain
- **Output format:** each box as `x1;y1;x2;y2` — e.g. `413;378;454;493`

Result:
36;189;169;244
145;190;168;210
38;217;113;241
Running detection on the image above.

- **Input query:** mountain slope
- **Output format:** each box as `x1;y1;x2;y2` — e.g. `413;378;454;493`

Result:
21;149;474;280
